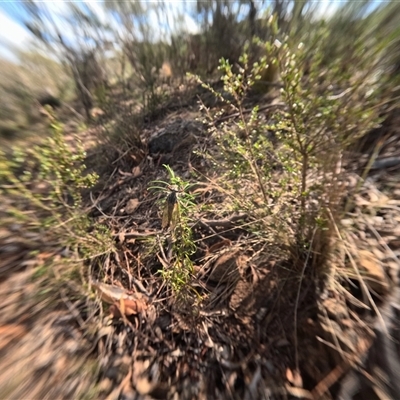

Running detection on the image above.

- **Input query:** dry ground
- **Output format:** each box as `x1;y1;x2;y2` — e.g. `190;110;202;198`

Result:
1;87;400;400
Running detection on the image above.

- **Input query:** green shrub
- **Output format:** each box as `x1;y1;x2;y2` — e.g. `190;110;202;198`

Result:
150;165;197;296
0;113;113;260
193;16;386;277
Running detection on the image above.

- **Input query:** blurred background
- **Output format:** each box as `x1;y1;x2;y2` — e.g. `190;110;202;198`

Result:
0;0;398;147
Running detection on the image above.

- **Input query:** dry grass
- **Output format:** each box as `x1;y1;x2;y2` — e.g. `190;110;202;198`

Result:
1;70;400;400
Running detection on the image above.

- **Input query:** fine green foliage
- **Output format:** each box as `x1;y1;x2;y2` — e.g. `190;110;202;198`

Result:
0;112;114;260
193;15;386;275
149;165;197;295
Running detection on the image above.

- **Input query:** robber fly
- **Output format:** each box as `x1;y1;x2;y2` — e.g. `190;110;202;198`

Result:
162;185;181;230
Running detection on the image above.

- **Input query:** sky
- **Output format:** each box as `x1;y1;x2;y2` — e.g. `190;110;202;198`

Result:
0;0;202;62
0;0;385;64
0;5;31;63
0;1;118;58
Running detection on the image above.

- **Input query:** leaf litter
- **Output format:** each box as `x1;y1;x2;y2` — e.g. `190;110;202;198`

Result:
1;101;400;400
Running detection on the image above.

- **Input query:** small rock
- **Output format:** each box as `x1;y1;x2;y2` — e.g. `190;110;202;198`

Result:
148;119;203;155
148;132;177;154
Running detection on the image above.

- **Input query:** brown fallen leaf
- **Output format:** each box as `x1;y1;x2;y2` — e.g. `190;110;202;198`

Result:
118;169;132;177
130;150;146;164
285;385;313;399
132;165;142;178
208;239;232;253
91;281;133;304
125;198;140;214
109;298;147;317
91;281;148;319
286;368;303;388
118;231;125;243
0;324;27;350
